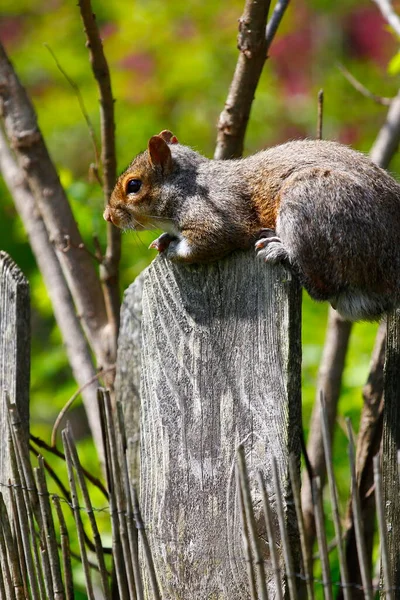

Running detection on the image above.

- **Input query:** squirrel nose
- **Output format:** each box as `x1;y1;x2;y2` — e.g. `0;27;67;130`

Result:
103;206;112;222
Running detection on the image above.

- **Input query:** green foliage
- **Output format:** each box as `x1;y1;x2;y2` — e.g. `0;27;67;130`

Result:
0;0;398;594
388;50;400;75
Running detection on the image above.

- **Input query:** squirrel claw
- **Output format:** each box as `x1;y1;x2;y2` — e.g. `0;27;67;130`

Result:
255;230;289;264
255;229;281;250
149;232;176;252
255;236;281;250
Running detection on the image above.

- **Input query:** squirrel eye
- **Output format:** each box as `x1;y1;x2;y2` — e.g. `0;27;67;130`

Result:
126;179;142;194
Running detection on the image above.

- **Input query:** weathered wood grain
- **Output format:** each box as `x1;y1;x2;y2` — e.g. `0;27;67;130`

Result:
117;249;302;599
115;271;145;485
382;309;400;593
0;252;30;490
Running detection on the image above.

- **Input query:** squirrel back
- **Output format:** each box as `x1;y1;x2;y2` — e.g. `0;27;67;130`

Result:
105;131;400;320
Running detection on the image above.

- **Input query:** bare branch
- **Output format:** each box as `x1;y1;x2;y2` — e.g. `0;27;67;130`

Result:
214;0;273;159
369;90;400;166
346;421;374;600
337;63;392;106
0;128;104;454
340;323;385;592
265;0;290;49
0;42;114;375
372;0;400;38
77;0;121;339
301;310;352;559
358;323;386;479
44;43;101;171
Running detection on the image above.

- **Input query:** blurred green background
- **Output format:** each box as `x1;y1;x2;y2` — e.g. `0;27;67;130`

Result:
0;0;398;593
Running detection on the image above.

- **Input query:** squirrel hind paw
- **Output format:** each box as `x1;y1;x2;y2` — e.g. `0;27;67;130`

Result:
255;235;289;264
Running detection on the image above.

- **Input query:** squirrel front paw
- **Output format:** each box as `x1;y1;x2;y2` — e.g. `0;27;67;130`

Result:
150;234;193;262
255;228;289;264
149;232;176;253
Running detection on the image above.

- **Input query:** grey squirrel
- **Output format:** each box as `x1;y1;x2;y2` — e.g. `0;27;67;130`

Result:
104;130;400;321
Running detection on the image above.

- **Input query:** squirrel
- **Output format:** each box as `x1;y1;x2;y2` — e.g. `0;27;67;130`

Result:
104;129;400;321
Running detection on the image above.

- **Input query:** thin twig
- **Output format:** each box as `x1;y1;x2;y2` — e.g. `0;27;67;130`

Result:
7;397;41;522
337;63;392;106
30;435;108;499
64;425;111;599
52;496;74;600
288;456;314;600
61;429;95;600
373;454;393;599
272;457;298;600
342;323;385;592
10;487;29;598
103;391;136;598
398;449;400;489
77;0;121;340
6;395;44;600
29;447;111;557
312;477;333;600
132;487;161;600
116;403;143;600
44;43;101;170
29;444;72;502
34;457;64;600
301;312;352;560
67;547;109;574
0;493;24;600
346;420;373;600
0;508;9;600
51;367;115;448
257;471;283;600
317;89;324;140
98;390;129;600
236;465;257;599
319;394;351;598
237;446;268;600
8;431;42;600
236;465;257;600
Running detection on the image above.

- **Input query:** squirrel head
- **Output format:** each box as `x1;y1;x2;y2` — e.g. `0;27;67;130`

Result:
104;130;180;230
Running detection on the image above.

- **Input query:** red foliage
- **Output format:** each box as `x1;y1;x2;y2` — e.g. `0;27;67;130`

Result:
269;3;313;97
0;17;24;47
344;6;395;67
118;52;155;77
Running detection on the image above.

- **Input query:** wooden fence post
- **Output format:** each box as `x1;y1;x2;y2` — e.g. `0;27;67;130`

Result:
0;252;30;490
116;249;302;599
383;309;400;592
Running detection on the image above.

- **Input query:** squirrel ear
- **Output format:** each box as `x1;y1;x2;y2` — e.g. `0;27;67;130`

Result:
148;136;173;173
158;130;179;144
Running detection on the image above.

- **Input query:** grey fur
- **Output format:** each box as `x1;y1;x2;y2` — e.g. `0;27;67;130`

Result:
120;139;400;321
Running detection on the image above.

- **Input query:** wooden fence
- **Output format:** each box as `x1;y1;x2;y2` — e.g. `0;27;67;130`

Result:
0;249;399;599
116;249;302;598
0;251;30;499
